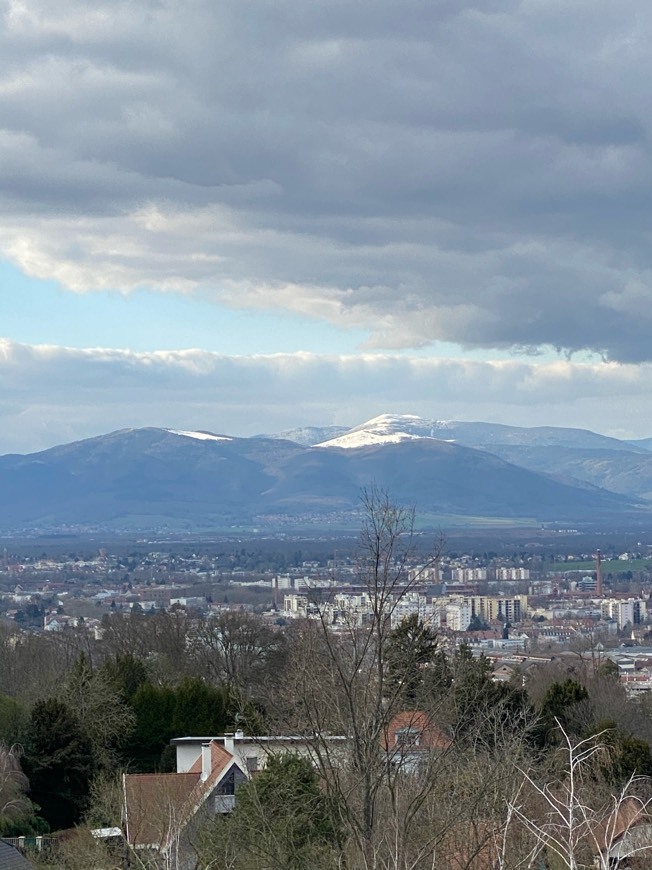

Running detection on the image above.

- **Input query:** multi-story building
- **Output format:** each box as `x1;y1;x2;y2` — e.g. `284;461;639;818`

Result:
450;568;487;582
465;595;527;623
408;564;441;584
390;593;443;629
600;598;644;630
283;594;308;616
494;568;530;581
445;600;472;632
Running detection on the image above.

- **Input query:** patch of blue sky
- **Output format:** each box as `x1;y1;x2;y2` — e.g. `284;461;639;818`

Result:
1;261;602;364
0;261;369;355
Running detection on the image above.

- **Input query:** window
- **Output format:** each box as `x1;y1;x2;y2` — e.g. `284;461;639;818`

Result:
395;728;421;748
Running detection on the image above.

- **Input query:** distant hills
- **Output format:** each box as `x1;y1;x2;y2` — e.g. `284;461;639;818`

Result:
0;416;650;533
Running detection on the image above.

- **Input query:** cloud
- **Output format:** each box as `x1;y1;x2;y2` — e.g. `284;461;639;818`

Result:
1;339;651;454
2;2;652;358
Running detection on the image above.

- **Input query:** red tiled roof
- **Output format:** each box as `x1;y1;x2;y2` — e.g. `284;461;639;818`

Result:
188;741;233;787
123;741;241;850
124;772;199;848
383;711;451;752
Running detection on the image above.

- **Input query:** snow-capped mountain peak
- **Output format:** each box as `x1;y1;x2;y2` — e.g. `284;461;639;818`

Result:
314;430;424;449
314;413;451;449
349;413;425;433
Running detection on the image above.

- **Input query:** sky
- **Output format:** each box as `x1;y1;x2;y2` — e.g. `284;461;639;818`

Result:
3;0;652;454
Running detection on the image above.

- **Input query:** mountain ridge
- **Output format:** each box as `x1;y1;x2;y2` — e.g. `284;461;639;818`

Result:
0;420;648;532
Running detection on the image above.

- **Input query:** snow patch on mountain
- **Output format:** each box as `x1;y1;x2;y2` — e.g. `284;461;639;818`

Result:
167;429;232;442
314;430;424;449
314;414;457;448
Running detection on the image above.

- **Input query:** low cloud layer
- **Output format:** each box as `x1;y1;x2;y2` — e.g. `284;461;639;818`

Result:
2;2;652;359
1;339;650;454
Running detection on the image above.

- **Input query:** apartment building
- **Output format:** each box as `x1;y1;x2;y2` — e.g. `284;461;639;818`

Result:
600;598;644;630
465;595;528;623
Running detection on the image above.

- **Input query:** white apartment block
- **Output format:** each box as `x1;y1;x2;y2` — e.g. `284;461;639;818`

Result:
495;567;530;581
445;601;472;632
283;594;308;616
600;598;644;630
408;564;441;584
450;567;487;582
390;593;443;629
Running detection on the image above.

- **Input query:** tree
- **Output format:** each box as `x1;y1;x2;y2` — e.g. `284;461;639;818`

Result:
0;695;28;747
537;679;590;747
278;487;450;869
197;754;341;870
448;643;532;750
594;720;652;784
505;723;652;870
100;652;150;703
0;743;39;836
467;614;489;631
597;658;620;680
63;653;135;770
191;610;288;701
121;678;234;772
23;698;96;830
120;682;176;772
384;614;439;707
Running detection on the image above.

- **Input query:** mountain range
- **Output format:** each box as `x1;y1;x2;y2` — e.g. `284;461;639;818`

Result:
1;415;651;533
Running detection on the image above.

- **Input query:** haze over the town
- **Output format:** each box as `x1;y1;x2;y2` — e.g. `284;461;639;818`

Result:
2;0;652;454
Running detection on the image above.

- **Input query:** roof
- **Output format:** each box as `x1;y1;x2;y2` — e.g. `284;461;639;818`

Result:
383;711;452;752
591;796;652;856
188;741;233;787
171;734;346;745
0;841;34;870
123;773;200;848
124;740;245;850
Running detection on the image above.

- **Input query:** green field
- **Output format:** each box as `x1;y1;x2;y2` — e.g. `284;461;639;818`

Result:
549;559;652;573
415;513;539;530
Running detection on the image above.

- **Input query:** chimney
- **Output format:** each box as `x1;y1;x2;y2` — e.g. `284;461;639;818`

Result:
224;733;235;755
596;550;603;598
201;743;212;782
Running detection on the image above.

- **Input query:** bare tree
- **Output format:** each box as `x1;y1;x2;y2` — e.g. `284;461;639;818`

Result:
63;654;135;769
190;610;287;699
0;743;32;831
506;722;652;870
276;487;456;869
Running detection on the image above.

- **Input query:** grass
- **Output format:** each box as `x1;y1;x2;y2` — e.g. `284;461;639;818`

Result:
415;513;539;529
549;559;652;573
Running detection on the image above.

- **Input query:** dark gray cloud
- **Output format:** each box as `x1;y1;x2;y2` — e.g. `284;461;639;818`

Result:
2;1;652;359
0;339;650;453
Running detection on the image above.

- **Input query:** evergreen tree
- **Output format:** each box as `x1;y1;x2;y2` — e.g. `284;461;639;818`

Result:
385;614;438;706
198;753;341;870
100;652;149;703
0;695;27;747
450;644;531;745
536;678;590;747
595;719;652;784
121;677;233;771
23;698;95;831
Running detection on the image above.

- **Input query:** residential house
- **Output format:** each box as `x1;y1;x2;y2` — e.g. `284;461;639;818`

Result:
123;730;348;863
593;796;652;868
382;711;451;772
123;740;246;865
171;730;347;777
